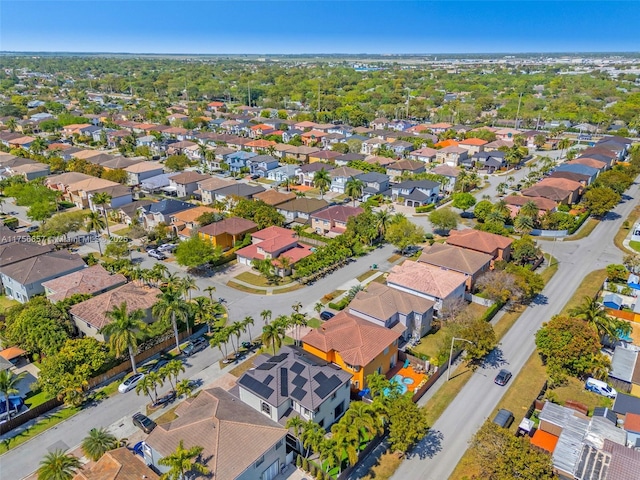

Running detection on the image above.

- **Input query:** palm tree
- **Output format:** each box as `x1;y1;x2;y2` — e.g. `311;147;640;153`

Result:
319;438;342;474
6;118;17;133
520;200;540;218
191;296;212;333
260;309;272;325
30;137;48;156
243;316;255;343
345;176;364;206
313;168;331;198
301;420;325;458
374;209;392;239
286;415;305;452
81;427;118;461
262;322;285;355
179;275;199;301
176;379;195;398
343;401;382;445
92;192;113;237
204;285;217;301
558;137;572;159
37;451;81;480
160;359;185;391
231;321;245;354
158;440;209;480
331;422;360;466
100;302;146;374
314;302;323;317
514;214;534;234
569;296;619;339
86;211;106;255
0;370;26;420
211;328;230;359
153;287;190;353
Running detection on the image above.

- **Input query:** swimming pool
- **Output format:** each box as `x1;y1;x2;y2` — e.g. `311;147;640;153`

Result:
384;374;415;396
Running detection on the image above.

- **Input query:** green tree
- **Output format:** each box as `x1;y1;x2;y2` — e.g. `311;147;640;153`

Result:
105;241;129;259
176;378;195;398
0;370;26;420
86;211;106;255
91;192;113;237
174;235;220;268
100;302;147;374
158;440;209;480
40;210;88;237
374;208;392;239
153;287;190;353
164;154;193;172
473;200;494;222
160;359;185;391
385;391;429;453
451;192;476;212
262;320;286;354
511;235;540;266
514;214;534;234
429;207;458;233
345;176;364;206
461;319;497;367
569;295;628;340
385;218;425;254
313;168;331;199
583;186;621;217
533;134;547;149
520;200;540;218
81;427;118;461
37;451;81;480
606;264;627;282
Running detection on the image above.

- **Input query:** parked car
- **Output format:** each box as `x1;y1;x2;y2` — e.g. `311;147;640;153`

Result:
148;249;167;260
158;243;177;252
494;369;512;386
493;409;514;428
132;412;156;434
119;373;145;393
403;245;423;257
320;311;335;321
153;390;176;407
585;377;617;398
148;359;168;372
183;337;207;357
25;225;39;233
144;244;158;252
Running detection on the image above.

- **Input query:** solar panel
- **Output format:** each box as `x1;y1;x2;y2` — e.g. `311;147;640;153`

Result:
314;375;342;399
264;374;274;385
269;353;288;363
313;372;328;384
292;375;308;388
291;362;305;374
256;362;275;371
239;375;274;399
280;368;288;398
291;386;306;401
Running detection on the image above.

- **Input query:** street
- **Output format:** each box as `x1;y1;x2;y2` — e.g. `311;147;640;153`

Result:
391;179;638;480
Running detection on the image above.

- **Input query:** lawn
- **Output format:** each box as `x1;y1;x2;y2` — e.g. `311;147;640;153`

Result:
565;218;600;241
235;271;293;287
154;405;179;425
356;269;379;283
387;254;402;263
614;204;640;252
411;328;448;362
561;268;607;315
226;281;264;294
111;225;131;236
630;240;640;253
361;451;404;480
229;356;256;377
540;255;558;284
0;294;18;314
547;376;614;413
24;390;54;409
274;284;305;294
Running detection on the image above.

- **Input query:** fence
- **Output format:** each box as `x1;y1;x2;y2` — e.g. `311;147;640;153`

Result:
465;293;496;307
530;229;569;238
607;308;639;323
337;434;384;480
0;397;63;435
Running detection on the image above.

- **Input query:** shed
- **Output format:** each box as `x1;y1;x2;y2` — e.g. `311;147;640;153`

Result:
603;293;623;310
628;273;640;291
539;401;573;436
609;345;639;384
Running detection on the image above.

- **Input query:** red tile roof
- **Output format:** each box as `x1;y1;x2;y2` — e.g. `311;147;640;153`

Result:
445;229;513;254
198;217;257;237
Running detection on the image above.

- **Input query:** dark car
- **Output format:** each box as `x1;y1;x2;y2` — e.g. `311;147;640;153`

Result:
132;412;156;434
153;390;176;407
494;369;512;386
183;337;207;357
148;359;168;372
320;311;335;321
493;409;514;428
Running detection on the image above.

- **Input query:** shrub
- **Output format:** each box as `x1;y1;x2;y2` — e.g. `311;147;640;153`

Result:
415;204;436;213
296;455;301;468
2;216;18;229
310;463;317;476
302;458;309;472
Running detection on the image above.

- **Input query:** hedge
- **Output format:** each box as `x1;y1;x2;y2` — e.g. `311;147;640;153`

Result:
568;211;590;235
328;297;350;311
2;217;18;229
481;301;503;322
415;204;436;213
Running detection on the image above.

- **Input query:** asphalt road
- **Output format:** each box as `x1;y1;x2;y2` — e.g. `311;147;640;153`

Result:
391;180;637;480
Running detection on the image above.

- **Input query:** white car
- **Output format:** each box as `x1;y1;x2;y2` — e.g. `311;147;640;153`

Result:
158;243;177;252
118;373;145;393
148;249;167;260
585;377;617;398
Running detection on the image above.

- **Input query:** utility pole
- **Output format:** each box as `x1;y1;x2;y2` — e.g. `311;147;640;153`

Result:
514;92;523;128
447;337;474;381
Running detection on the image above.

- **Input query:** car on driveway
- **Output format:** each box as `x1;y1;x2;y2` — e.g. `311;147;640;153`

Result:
132;412;156;434
118;373;145;393
183;337;208;357
320;311;335;321
494;369;512;386
158;243;177;253
25;225;39;233
148;249;167;260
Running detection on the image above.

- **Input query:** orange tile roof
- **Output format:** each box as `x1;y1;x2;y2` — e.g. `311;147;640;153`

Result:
434;139;459;148
569;158;608;170
530;429;559;453
245;139;276;148
253;189;296;206
625;412;640;433
387;261;468;299
446;229;513;254
72;447;159;480
302;311;402;366
0;346;26;361
170;205;218;224
459;138;488;146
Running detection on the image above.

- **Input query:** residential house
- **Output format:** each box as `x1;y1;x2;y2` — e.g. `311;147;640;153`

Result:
458;138;488;155
144;387;287;480
409;147;438;163
446;229;513;262
213;183;265;203
198;217;258;249
272;144;296;159
253;189;296;206
434;139;458;149
348;282;434;341
504;195;557;218
521;183;575;205
88;184;133;212
226;151;257;172
417;243;492;290
311;205;363;236
140;173;173;194
300;130;328;146
355;172;390;200
436;146;468;167
124;161;164;186
552;163;599;185
281;129;303;143
467;151;506;172
386;160;426;180
308;150;342;164
389;180;440;207
115;200;154;225
624;413;640;448
276;198;329;224
424;123;452;134
283;146;321;163
328;166;364;194
100;156;143;171
431;164;460;194
494;128;521;140
361;137;388;155
266;164;298;184
321;133;346;148
249;123;276;138
608;344;640;394
245;139;277;153
484;139;514;151
236;226;313;275
535;177;584;204
169;205;219;240
42;265;126;304
569;157;609;171
168;171;211;198
370;118;389;130
388;140;414;156
302;312;402;391
138;199;196;230
2;159;50;181
0;251;86;303
247;155;279;177
69;283;161;341
334;153;365;166
386;260;467;313
297;163;335;187
66;177;121;209
72;447;159;480
195;177;234;204
238;346;351;430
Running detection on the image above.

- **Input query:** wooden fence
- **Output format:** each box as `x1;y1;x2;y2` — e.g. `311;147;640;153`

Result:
0;397;63;436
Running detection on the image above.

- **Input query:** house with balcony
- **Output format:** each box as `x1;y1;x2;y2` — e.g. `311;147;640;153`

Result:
389;180;440;207
329;166;364;194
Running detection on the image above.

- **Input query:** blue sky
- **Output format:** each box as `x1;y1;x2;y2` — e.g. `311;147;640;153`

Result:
1;1;639;54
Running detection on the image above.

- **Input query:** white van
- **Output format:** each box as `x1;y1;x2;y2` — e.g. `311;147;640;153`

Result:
585;377;617;398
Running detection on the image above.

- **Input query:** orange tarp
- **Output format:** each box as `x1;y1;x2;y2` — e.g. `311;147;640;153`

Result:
530;429;559;453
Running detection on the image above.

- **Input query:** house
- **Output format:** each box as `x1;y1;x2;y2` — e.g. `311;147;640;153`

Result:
334;153;365;166
424;123;452;134
552;163;600;185
355;172;390;200
302;312;402;391
608;344;640;392
467;151;506;172
276;198;329;224
434;139;458;149
311;205;363;236
389;140;414;155
348;282;434;341
138;199;196;230
195;177;234;204
100;156;143;171
124;161;164;186
283;146;321;163
569;157;609;172
170;205;219;239
72;447;159;480
361;137;388;155
386;260;467;313
386;160;426;180
236;226;313;275
281;129;303;143
504;195;557;217
409;147;438;163
308;150;342;164
389;180;440;207
213;183;265;203
549;170;592;186
69;283;161;341
46;174;96;199
168;171;211;198
535;177;584;204
494;128;521;140
484;139;513;151
198;217;258;249
0;251;86;303
327;166;364;194
296;163;335;187
418;243;492;290
301;130;328;146
253;189;296;206
458;138;488;155
267;164;298;183
431;164;460;194
436;146;468;167
42;265;126;303
238;346;351;429
370;118;389;130
624;413;640;447
144;387;287;480
579;147;618;167
88;184;133;212
446;229;513;262
247;155;279;177
139;173;173;193
245;139;277;153
66;177;120;209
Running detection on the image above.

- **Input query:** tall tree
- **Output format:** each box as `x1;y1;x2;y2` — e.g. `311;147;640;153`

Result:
85;211;106;255
313;168;331;198
569;295;626;340
81;427;118;461
262;321;285;354
0;370;26;420
91;192;113;237
37;451;81;480
153;287;190;353
100;302;146;374
345;176;364;206
157;440;209;480
243;315;255;343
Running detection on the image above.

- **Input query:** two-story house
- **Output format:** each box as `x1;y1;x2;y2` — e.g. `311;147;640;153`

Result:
329;166;364;194
386;160;425;180
311;205;363;236
296;163;335;187
436;146;468;167
430;164;460;194
355;172;390;200
225;151;257;173
124;161;164;186
276;198;329;225
195;177;234;204
408;147;438;163
198;217;258;250
446;229;513;262
138;199;197;230
169;205;219;240
390;180;440;207
238;346;351;430
267;164;298;184
417;243;492;291
247;155;279;177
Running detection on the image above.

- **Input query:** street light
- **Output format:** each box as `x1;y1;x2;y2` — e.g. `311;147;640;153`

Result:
447;336;474;381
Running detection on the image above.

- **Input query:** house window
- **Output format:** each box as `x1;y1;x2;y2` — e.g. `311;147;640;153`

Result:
261;402;271;416
383;346;389;356
255;455;265;468
318;419;325;428
275;440;283;450
334;401;345;418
